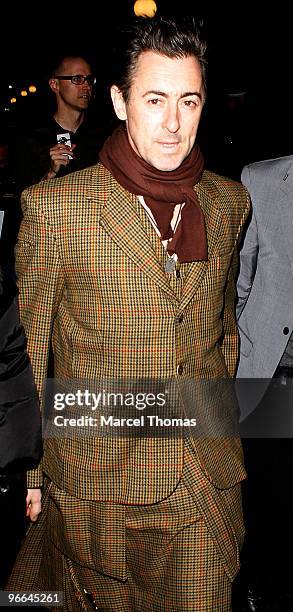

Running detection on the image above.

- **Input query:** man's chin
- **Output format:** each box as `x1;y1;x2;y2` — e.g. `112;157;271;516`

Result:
150;154;186;172
75;101;90;111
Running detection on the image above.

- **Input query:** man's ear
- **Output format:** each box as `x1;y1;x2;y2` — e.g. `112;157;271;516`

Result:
110;85;127;120
49;78;59;94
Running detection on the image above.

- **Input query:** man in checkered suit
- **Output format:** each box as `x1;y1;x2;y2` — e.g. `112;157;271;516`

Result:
8;16;250;611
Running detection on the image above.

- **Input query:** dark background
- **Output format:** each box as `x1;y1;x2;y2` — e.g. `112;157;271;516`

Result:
1;1;292;174
1;2;288;93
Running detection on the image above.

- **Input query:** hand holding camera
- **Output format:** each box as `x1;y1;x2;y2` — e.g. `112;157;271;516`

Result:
46;133;77;179
56;132;74;159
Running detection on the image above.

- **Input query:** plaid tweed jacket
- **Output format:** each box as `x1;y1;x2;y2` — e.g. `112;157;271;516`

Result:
15;163;250;503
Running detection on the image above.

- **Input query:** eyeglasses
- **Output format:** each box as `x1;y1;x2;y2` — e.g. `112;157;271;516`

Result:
54;74;96;86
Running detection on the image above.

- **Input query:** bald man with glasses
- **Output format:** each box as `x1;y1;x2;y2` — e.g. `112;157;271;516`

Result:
14;54;106;192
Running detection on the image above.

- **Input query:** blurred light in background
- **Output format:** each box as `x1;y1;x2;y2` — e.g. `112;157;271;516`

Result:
10;97;17;104
20;90;28;97
134;0;157;17
29;84;37;93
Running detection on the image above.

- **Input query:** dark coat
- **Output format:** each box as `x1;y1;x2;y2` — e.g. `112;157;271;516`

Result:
0;268;42;473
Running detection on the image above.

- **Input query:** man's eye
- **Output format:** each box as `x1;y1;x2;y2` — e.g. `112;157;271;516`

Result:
148;98;160;105
184;100;197;107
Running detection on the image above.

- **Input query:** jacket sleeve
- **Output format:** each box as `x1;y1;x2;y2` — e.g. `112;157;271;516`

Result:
14;188;64;487
220;250;239;377
236;165;259;320
0;269;42;473
220;188;251;376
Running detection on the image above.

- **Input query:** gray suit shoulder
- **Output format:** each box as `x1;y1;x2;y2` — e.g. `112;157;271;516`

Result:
241;156;293;208
242;155;293;181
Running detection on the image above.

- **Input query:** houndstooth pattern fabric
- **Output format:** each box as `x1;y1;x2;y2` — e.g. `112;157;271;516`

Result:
7;442;242;610
14;163;249;498
11;164;250;597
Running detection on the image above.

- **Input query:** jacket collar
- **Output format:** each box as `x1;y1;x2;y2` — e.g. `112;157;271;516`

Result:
88;164;223;306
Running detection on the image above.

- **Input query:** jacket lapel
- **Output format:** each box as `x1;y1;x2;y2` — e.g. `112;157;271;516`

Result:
278;164;293;273
178;182;223;312
88;165;222;307
96;168;178;301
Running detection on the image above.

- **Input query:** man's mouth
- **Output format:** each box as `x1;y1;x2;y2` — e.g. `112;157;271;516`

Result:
157;141;180;149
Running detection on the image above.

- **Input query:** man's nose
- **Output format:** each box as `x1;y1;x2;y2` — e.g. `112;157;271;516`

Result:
162;103;180;133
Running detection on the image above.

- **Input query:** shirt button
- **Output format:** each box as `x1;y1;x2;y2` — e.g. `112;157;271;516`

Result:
177;364;183;375
283;327;290;335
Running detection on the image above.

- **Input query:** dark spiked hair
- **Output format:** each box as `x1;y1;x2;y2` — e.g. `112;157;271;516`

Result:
113;16;208;102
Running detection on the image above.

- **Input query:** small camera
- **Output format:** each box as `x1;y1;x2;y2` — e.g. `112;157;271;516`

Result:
57;132;73;160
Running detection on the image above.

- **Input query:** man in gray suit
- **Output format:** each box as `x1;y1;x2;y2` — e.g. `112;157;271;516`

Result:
236;156;293;609
237;156;293;379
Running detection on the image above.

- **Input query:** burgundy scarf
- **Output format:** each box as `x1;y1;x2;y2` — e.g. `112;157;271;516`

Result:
99;126;207;263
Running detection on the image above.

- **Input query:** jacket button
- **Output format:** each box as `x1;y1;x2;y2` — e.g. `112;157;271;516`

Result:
177;364;183;375
177;314;184;324
283;327;290;335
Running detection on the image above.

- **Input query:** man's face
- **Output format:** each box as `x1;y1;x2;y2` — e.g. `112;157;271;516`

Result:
50;58;93;112
111;51;205;171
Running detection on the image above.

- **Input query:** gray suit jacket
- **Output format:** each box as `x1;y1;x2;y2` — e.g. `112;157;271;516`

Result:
236;155;293;382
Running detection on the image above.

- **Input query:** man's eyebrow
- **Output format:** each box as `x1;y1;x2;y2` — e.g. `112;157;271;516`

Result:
183;91;203;100
142;90;203;100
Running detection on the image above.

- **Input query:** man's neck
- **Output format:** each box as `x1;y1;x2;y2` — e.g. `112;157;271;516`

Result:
53;108;84;133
